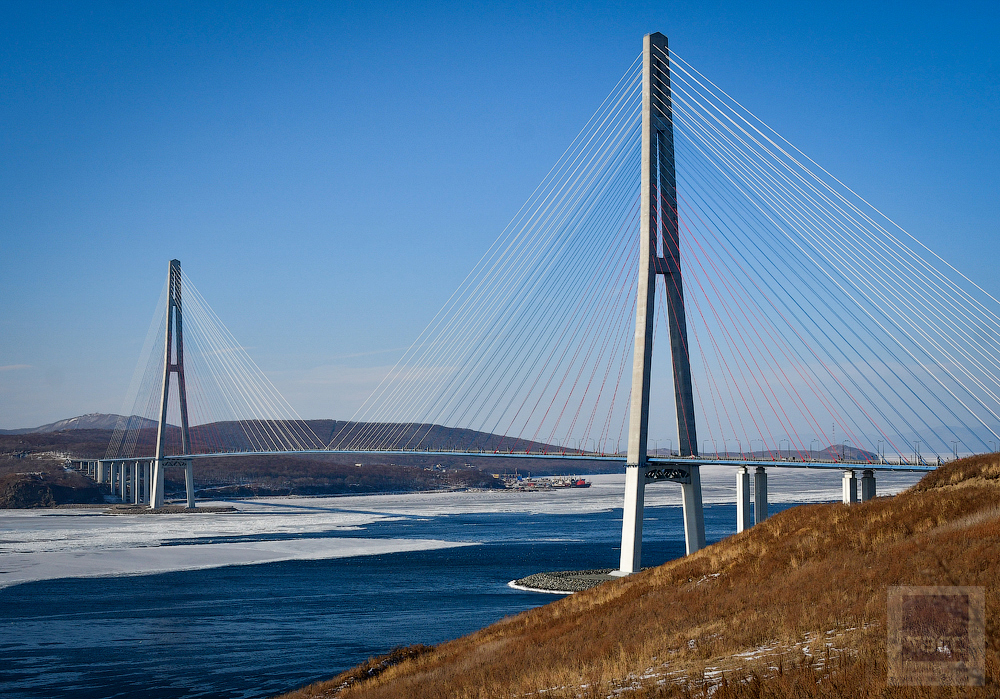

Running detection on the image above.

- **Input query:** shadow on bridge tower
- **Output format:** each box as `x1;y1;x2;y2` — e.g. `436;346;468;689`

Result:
618;33;704;574
149;259;196;509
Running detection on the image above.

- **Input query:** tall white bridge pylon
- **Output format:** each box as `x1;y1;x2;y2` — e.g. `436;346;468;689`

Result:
619;32;703;573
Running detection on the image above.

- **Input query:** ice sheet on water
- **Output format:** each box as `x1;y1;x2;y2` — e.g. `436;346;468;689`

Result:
0;536;470;589
0;466;923;588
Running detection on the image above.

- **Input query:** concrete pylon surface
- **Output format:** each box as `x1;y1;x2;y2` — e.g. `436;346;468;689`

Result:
736;466;752;532
842;470;858;504
619;32;703;575
753;466;768;524
860;469;876;501
150;259;195;509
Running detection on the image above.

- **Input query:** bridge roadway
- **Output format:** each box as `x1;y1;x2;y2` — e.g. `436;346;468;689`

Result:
95;449;936;471
75;448;934;524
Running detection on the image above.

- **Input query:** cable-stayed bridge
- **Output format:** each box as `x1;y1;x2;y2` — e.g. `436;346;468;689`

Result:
82;33;1000;574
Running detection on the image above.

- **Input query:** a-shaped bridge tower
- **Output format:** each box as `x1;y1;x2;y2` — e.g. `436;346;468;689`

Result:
149;259;195;509
619;33;704;574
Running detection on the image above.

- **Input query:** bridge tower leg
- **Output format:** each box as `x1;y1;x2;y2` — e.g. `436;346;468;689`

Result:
150;259;194;509
619;32;704;575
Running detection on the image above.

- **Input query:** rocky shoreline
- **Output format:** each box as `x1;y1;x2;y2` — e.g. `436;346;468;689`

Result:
510;568;618;593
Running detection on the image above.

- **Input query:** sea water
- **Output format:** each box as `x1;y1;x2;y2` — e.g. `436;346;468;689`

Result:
0;469;923;698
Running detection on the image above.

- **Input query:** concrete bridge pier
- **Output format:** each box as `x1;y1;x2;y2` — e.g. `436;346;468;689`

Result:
184;460;195;509
754;466;768;524
842;470;858;503
736;466;752;532
96;460;107;488
860;469;876;501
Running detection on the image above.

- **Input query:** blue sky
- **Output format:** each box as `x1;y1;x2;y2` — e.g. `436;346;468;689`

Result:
1;1;998;428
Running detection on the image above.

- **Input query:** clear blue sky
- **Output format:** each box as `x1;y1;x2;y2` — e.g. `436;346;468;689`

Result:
1;0;998;428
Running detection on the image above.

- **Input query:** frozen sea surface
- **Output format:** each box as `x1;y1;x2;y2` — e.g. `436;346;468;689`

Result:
0;467;924;698
0;467;923;588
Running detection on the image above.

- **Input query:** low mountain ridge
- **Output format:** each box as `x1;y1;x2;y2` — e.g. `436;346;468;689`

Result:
0;413;158;435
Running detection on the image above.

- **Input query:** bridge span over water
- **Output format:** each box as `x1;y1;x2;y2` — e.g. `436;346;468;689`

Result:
90;32;1000;575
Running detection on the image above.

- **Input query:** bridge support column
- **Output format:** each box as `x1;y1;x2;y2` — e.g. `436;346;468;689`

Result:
97;461;106;487
842;470;858;504
184;459;195;509
619;466;646;574
860;469;876;501
754;467;768;524
120;464;127;500
133;462;140;504
736;466;752;532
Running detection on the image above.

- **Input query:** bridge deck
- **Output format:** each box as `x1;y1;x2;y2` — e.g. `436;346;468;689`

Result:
86;449;936;472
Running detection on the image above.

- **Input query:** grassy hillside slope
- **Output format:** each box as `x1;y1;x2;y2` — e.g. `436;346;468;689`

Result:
279;456;1000;698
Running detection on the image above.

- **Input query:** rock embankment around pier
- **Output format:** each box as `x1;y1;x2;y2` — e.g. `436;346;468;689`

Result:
510;568;618;593
277;454;1000;698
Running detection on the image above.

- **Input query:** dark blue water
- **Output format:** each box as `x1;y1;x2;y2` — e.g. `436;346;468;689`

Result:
0;503;796;699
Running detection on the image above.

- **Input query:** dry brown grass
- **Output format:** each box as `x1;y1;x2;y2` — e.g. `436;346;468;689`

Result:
277;456;1000;698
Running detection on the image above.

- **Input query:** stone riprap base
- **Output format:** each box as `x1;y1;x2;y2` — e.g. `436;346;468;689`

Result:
107;504;237;515
510;568;618;593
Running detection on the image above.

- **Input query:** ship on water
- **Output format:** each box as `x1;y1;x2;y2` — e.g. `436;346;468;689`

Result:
499;473;591;490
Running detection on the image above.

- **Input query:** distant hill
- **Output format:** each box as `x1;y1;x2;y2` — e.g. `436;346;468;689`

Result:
0;413;159;435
